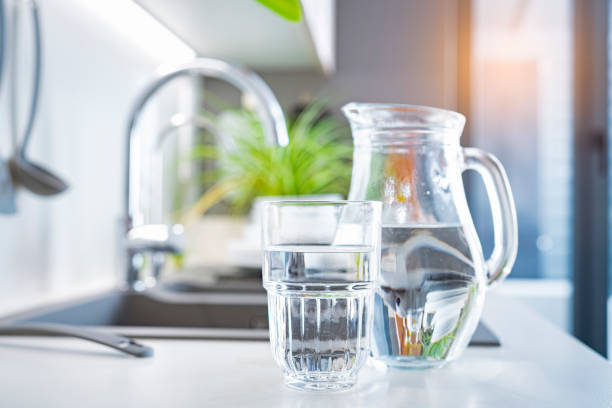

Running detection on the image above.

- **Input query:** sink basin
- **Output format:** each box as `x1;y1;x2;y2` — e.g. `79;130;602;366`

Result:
0;289;270;340
0;280;500;345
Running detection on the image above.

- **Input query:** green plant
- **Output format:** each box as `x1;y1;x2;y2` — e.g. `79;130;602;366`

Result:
255;0;302;22
182;101;353;223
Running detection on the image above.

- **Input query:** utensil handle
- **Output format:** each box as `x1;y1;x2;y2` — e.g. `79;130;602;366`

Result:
0;0;6;95
0;323;154;358
9;0;19;147
19;0;42;155
462;147;518;286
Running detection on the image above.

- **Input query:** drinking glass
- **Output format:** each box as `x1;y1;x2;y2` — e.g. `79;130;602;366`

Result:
261;201;382;391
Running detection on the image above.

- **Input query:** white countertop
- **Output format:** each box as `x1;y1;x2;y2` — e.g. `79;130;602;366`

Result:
0;295;610;408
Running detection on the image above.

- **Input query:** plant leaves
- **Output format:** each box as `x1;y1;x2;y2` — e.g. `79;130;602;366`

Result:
187;100;352;215
255;0;302;22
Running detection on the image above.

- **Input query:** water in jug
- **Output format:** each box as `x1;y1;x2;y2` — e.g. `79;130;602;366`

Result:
343;103;518;368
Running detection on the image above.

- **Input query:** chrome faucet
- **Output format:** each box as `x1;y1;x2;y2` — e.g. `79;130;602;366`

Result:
123;58;289;290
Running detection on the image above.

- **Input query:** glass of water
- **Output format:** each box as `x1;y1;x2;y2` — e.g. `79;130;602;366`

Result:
261;201;381;391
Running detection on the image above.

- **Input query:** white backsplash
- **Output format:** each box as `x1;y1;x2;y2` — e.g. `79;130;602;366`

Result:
0;0;195;310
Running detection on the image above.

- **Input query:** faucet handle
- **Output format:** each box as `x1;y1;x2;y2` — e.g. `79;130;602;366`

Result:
125;223;185;291
126;223;185;254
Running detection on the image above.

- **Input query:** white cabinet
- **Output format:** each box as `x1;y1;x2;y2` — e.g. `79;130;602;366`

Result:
134;0;336;74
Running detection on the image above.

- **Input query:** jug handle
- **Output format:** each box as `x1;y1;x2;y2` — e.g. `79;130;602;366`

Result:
462;148;518;286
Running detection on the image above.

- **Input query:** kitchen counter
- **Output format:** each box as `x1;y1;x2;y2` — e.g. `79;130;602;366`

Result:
0;295;610;407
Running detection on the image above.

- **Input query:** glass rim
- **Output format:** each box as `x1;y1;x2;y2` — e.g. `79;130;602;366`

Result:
343;101;464;115
261;199;382;207
341;102;466;138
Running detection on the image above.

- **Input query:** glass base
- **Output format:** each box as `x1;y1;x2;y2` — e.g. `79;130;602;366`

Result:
284;374;357;392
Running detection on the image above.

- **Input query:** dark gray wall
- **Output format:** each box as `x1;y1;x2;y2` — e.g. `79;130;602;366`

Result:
260;0;458;112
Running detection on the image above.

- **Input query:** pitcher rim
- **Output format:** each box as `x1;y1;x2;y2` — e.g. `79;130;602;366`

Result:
341;102;466;133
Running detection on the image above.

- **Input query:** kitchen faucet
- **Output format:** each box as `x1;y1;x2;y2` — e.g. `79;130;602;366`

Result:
123;58;289;291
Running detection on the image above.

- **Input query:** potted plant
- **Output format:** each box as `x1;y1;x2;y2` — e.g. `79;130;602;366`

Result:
181;100;353;269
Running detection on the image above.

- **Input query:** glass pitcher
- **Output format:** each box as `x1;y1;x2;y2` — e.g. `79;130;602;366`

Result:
343;103;518;368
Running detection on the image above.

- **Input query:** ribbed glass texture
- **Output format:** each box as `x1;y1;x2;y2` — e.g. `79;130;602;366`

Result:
267;289;372;389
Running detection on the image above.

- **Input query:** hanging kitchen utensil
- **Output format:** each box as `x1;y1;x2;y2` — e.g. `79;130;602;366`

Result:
0;0;16;213
9;0;68;196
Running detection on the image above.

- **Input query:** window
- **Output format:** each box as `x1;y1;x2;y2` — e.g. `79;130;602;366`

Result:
466;0;576;339
470;0;573;280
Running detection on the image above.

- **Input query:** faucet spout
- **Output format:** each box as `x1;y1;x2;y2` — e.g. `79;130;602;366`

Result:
125;57;288;227
123;58;288;290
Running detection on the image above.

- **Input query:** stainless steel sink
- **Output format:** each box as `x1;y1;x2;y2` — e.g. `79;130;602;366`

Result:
0;278;500;345
0;287;270;340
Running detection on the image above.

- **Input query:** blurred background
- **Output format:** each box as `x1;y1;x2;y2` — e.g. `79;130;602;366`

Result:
0;0;609;358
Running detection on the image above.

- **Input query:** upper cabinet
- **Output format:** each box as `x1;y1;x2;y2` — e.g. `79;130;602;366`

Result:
134;0;336;75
